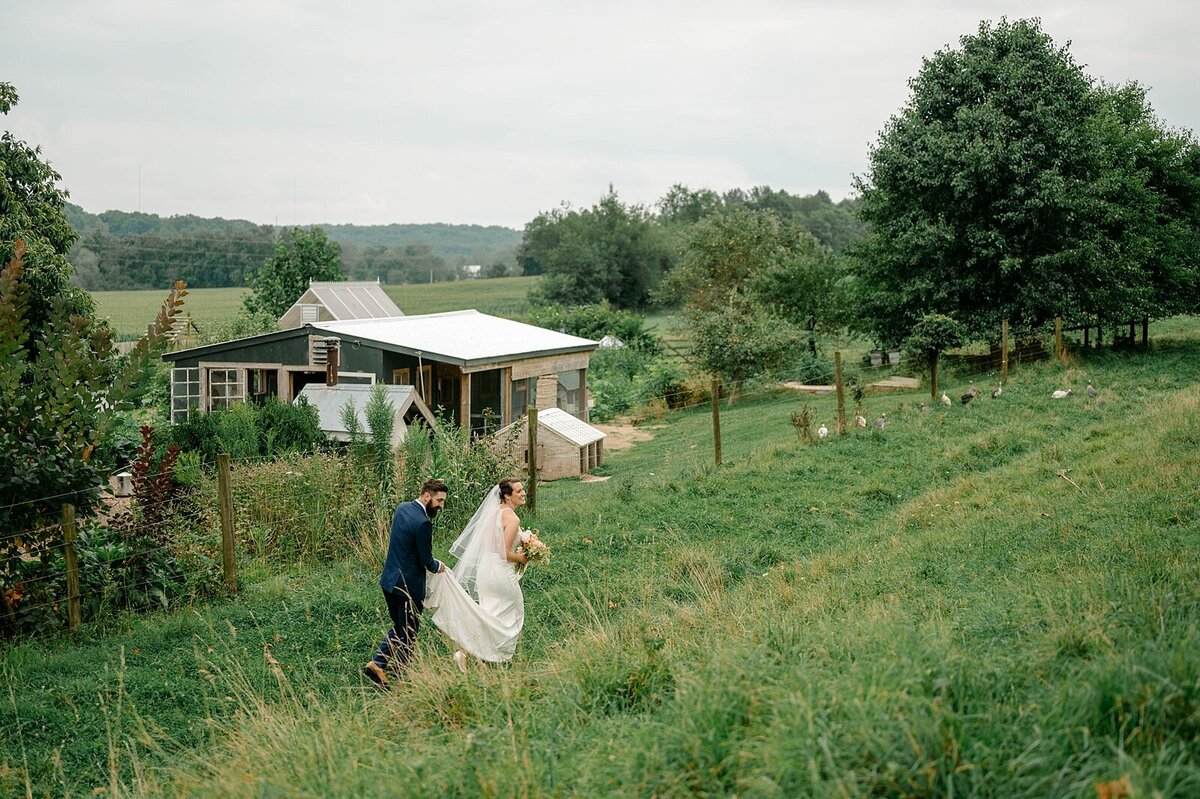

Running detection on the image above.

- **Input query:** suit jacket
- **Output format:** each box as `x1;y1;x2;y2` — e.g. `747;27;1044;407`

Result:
379;499;442;608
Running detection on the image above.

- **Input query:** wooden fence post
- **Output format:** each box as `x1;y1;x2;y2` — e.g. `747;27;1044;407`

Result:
1142;315;1150;348
527;406;538;514
834;352;846;434
217;453;237;592
1055;317;1064;363
710;379;722;466
62;503;81;630
1001;320;1009;384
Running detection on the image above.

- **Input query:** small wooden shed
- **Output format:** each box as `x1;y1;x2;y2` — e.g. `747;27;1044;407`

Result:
505;407;605;481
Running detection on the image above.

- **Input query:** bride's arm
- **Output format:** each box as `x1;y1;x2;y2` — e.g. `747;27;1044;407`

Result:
500;509;528;565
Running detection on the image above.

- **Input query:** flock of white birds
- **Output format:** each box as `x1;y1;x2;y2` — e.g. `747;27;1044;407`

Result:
810;380;1102;440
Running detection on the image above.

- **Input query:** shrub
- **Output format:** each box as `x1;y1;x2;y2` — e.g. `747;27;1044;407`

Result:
161;398;326;463
526;303;659;352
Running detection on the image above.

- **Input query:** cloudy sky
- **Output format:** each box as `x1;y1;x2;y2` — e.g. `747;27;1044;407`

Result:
4;1;1196;229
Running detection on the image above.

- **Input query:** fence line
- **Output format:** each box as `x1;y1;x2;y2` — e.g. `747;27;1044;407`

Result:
4;312;1159;638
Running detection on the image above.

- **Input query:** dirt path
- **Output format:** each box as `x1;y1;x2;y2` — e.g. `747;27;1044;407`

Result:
593;418;663;451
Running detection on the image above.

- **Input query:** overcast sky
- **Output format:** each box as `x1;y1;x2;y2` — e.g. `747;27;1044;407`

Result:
3;1;1196;229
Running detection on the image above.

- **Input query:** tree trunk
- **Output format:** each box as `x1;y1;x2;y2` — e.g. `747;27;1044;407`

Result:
930;354;939;400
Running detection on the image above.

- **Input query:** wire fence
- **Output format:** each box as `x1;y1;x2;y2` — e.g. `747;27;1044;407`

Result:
2;314;1155;639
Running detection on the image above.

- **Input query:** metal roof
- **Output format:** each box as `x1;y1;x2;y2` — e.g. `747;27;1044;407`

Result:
531;407;605;446
296;383;433;438
279;281;402;328
312;310;597;366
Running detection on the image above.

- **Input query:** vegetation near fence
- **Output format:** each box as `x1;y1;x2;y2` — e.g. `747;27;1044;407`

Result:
3;340;1199;796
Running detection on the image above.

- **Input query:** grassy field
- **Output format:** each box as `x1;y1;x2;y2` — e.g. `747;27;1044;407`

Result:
90;276;541;338
4;339;1200;797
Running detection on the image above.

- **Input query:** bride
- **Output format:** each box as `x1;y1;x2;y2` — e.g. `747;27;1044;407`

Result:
425;478;530;670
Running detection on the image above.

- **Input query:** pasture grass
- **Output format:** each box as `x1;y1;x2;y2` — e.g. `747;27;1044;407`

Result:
3;339;1200;797
90;276;542;338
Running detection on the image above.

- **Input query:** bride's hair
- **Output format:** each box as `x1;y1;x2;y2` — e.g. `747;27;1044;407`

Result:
497;477;522;502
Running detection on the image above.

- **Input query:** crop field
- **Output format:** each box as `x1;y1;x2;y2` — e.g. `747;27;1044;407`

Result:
91;276;541;338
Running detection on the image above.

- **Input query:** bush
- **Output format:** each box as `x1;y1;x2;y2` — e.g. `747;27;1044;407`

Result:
526;303;659;352
160;398;325;463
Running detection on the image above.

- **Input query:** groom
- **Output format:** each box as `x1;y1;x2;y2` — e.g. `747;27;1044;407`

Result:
363;478;448;688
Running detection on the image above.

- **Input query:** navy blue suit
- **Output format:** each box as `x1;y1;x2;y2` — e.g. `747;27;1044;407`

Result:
371;499;443;672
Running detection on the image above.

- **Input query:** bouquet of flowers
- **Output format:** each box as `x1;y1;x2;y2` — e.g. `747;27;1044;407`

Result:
518;528;551;566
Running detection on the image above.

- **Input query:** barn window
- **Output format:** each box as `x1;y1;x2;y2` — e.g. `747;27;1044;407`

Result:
208;368;245;411
170;367;201;423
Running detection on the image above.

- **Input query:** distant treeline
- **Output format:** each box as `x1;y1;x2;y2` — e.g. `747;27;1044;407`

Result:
63;186;864;293
64;205;522;291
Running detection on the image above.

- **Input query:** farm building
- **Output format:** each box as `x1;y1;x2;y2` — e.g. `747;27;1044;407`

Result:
277;280;403;329
162;310;598;435
502;407;606;481
296;383;437;446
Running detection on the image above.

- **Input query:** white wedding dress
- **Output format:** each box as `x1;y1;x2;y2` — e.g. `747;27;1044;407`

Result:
425;488;525;663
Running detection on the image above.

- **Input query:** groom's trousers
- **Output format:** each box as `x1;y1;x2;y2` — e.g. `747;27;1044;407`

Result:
373;587;420;671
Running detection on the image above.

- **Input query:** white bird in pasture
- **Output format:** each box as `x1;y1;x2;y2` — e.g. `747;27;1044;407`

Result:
873;414;887;430
991;383;1003;398
941;392;952;407
920;403;930;413
817;424;829;439
1086;382;1097;398
1051;389;1073;399
855;413;867;428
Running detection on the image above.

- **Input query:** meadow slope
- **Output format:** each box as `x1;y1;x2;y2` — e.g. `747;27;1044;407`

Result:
3;344;1199;798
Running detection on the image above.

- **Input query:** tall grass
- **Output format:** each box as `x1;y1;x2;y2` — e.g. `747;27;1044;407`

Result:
3;341;1199;796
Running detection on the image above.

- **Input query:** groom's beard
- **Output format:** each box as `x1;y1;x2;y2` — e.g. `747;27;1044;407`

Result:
426;505;440;519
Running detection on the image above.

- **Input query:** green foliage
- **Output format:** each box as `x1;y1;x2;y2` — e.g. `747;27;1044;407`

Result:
689;297;802;387
398;414;523;534
905;313;965;366
7;336;1200;792
232;452;379;561
521;188;674;309
854;18;1200;343
586;345;690;420
718;185;869;253
195;309;277;345
161;398;323;462
906;313;967;399
662;207;828;385
65;206;521;290
342;384;398;498
1;98;187;629
243;226;344;318
1;82;94;338
524;302;658;351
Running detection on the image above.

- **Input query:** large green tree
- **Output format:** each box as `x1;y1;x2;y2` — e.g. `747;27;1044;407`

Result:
853;18;1200;344
660;207;848;387
243;226;344;318
1;83;93;338
2;84;189;522
519;188;673;309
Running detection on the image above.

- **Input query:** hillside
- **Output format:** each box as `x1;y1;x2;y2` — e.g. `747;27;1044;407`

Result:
3;343;1199;797
64;204;524;291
